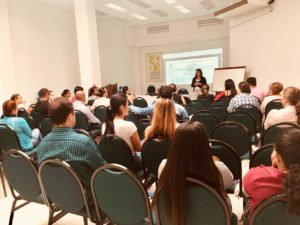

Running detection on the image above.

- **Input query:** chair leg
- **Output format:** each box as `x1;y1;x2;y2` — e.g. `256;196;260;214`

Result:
0;168;7;197
48;210;54;225
83;216;88;225
9;199;18;225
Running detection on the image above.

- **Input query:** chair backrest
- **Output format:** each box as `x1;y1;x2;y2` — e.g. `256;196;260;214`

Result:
196;98;212;108
207;105;229;122
249;144;273;169
133;97;148;108
225;110;256;138
265;99;283;118
94;105;107;123
177;88;189;95
39;159;90;215
125;113;148;124
249;194;300;225
91;164;153;225
30;111;44;128
261;122;300;146
237;104;263;132
213;99;231;108
190;101;205;113
191;110;219;138
40;117;53;138
141;139;170;179
97;135;137;172
154;178;231;225
211;121;252;159
135;119;151;140
3;149;42;202
74;110;89;131
0;124;21;155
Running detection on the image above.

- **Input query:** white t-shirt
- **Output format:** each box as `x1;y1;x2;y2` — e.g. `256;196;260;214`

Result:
91;97;110;110
102;118;137;153
264;105;297;129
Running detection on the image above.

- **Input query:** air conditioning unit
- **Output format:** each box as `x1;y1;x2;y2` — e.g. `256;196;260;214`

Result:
214;0;272;19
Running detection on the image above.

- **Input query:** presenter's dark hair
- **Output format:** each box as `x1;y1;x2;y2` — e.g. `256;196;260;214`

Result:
48;97;74;125
61;89;70;97
73;86;83;94
246;77;257;86
194;68;203;78
238;81;251;94
104;94;128;135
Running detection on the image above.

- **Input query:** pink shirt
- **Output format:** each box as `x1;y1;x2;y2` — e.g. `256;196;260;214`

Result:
250;87;266;102
244;166;286;217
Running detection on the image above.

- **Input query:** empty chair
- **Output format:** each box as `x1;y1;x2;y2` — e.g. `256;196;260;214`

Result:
133;97;148;108
191;110;219;138
249;144;273;168
249;194;300;225
74;110;89;131
39;159;100;225
135;119;151;140
185;101;204;116
154;178;232;225
211;121;252;159
0;124;21;154
94;105;107;123
30;111;44;128
209;140;242;196
91;164;154;225
207;105;229;122
40;117;53;138
261;122;300;146
177;88;189;95
125;112;148;124
237;104;263;133
141;138;170;180
264;99;283;118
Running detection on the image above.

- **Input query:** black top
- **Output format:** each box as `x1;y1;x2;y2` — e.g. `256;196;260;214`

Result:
34;100;49;116
191;77;207;90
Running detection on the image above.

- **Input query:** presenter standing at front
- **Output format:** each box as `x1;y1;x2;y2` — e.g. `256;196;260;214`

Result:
191;68;207;100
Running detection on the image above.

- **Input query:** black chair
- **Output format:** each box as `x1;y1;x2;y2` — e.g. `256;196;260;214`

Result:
141;138;170;180
249;144;273;169
20;116;35;130
185;101;204;116
30;111;44;128
40;117;53;138
191;110;219;138
261;122;300;146
213;98;231;108
135;119;151;140
265;99;283;118
154;178;231;225
39;159;100;225
237;104;263;133
125;112;148;124
208;105;229;122
196;98;212;108
177;88;189;95
211;121;252;159
133;97;148;108
249;194;300;225
209;140;242;196
91;164;154;225
94;105;107;123
97;135;138;173
74;110;90;131
0;124;21;155
87;100;95;106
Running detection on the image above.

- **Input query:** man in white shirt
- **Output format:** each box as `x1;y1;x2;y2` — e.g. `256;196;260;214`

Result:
73;91;100;125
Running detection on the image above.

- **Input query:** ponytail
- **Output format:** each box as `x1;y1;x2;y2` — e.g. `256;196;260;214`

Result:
284;164;300;215
104;106;115;135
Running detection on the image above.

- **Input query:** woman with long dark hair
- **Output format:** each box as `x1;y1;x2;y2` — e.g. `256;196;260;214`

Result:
214;79;237;101
191;68;207;99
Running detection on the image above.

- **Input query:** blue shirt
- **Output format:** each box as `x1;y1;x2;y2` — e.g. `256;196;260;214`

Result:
0;116;33;151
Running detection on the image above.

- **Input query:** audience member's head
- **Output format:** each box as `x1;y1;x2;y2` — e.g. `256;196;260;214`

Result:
38;88;50;101
122;86;129;95
224;79;237;96
48;97;75;127
147;85;156;96
201;84;210;95
246;77;257;87
238;81;251;94
2;100;17;117
158;86;172;99
195;68;203;79
73;86;84;95
10;94;23;105
61;89;71;98
268;82;283;95
49;90;54;102
156;121;224;225
75;90;86;103
282;87;300;107
169;83;177;93
145;99;177;141
88;86;98;97
275;130;300;215
97;87;108;98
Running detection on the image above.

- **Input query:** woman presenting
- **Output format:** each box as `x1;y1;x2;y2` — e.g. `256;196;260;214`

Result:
191;68;207;99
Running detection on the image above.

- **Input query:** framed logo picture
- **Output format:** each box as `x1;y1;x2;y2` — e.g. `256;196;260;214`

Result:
146;53;164;82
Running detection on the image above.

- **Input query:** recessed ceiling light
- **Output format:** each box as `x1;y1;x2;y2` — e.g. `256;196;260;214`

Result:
104;3;127;12
130;13;148;20
174;5;191;14
163;0;177;4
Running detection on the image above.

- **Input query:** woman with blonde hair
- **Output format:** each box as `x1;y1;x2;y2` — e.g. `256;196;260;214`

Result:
144;99;178;141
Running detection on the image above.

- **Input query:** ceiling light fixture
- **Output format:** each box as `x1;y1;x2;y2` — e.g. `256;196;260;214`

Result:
130;13;148;20
163;0;177;4
104;3;127;12
174;5;191;14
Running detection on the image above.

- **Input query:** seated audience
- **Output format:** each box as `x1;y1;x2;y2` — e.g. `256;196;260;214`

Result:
61;89;71;99
227;81;260;113
0;100;40;151
49;90;54;102
102;94;142;155
243;129;300;221
36;97;105;191
147;85;157;96
70;86;84;103
122;85;135;103
34;88;50;116
155;121;235;225
144;99;178;141
247;77;266;103
260;82;283;114
214;79;237;101
88;85;98;101
169;83;186;106
73;90;101;126
197;84;214;102
91;87;110;110
11;93;28;116
264;86;300;129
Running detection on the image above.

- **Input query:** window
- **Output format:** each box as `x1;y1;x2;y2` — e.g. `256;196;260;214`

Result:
164;48;222;85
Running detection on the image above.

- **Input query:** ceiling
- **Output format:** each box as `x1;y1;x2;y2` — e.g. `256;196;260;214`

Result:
32;0;235;26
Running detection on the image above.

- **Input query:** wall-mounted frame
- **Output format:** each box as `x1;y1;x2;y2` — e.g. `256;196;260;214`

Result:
146;52;164;82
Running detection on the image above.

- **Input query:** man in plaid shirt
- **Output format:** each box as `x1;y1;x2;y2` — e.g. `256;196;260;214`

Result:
227;81;260;113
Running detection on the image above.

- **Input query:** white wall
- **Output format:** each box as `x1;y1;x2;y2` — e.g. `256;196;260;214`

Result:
7;0;80;104
230;0;300;89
